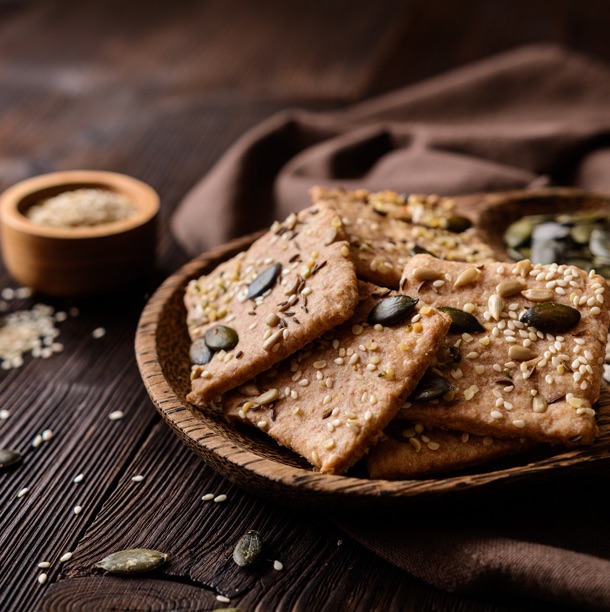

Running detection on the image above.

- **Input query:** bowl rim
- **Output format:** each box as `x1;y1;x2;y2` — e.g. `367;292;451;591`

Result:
0;170;159;239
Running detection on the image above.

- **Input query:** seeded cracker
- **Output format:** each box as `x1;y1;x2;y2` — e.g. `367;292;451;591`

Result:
222;282;451;474
399;254;610;445
310;187;495;288
185;204;359;403
368;422;537;479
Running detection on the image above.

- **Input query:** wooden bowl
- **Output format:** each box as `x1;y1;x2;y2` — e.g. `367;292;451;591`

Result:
135;193;610;512
0;170;158;297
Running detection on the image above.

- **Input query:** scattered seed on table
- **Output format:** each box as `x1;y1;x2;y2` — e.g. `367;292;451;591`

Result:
216;595;231;604
92;327;106;339
32;434;43;448
213;494;227;503
69;307;80;317
37;562;51;569
73;473;84;483
73;505;82;515
94;548;168;574
131;475;144;482
59;552;73;563
1;288;14;300
41;429;53;441
37;573;47;585
201;493;214;501
15;287;33;299
17;487;29;498
108;411;124;421
273;560;284;571
0;409;10;420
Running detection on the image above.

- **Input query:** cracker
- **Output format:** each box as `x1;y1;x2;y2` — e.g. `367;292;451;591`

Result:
221;282;451;474
185;204;359;404
398;255;610;445
310;187;495;288
368;421;537;479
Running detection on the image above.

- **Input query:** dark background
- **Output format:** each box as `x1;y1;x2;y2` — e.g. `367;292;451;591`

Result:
1;1;610;610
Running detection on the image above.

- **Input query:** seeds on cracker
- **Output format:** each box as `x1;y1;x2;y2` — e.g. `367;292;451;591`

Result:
453;267;480;288
496;280;527;298
442;215;472;233
247;263;281;299
189;338;212;365
521;288;554;302
520;303;581;334
408;370;454;402
438;307;484;334
412;267;444;281
367;296;418;326
204;325;239;351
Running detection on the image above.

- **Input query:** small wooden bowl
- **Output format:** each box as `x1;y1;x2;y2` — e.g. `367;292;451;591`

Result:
0;170;159;297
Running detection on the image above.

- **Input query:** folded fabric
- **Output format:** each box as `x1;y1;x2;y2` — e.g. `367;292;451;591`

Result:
171;44;610;609
172;44;610;256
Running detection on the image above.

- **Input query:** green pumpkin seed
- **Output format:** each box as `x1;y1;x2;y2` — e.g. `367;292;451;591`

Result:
205;325;239;351
570;224;596;245
519;303;581;334
94;548;168;574
367;296;418;326
247;263;281;299
0;448;23;470
233;530;263;567
438;307;484;334
409;370;454;402
504;218;533;249
444;215;472;233
189;338;212;365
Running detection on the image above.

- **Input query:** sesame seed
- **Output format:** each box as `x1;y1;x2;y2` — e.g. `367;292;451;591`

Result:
409;438;421;452
131;475;144;482
512;419;525;428
273;560;284;571
491;410;503;419
352;325;364;336
202;493;214;501
73;505;82;515
17;487;29;498
73;473;84;483
92;327;106;339
216;595;231;603
214;494;228;503
0;409;10;420
482;436;494;446
59;552;73;563
38;573;48;585
41;429;53;441
38;562;51;569
32;434;43;448
108;410;124;421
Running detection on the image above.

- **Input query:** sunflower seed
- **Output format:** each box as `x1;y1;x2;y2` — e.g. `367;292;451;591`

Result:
453;267;480;289
233;530;263;567
508;345;536;361
204;325;239;351
521;289;554;302
532;395;548;413
247;263;281;299
94;548;168;574
367;296;418;326
412;267;443;281
488;294;503;321
496;280;527;298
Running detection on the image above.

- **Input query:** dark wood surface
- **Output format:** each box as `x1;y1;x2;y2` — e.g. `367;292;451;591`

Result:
2;1;610;610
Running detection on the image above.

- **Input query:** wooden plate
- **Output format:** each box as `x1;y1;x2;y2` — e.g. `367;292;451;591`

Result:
135;188;610;512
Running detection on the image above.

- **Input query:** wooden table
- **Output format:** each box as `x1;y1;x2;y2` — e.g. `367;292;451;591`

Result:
1;2;609;610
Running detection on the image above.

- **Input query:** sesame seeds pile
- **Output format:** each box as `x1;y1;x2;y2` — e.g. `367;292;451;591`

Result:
26;188;136;228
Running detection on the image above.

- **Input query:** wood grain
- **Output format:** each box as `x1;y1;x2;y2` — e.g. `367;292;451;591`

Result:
1;1;610;611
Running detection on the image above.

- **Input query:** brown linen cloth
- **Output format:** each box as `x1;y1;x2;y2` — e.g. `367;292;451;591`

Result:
172;45;610;609
172;44;610;256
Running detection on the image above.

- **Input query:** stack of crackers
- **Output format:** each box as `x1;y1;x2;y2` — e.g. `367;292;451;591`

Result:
184;187;609;479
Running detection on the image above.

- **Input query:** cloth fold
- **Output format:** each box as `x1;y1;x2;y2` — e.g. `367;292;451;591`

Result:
172;44;610;256
171;44;610;608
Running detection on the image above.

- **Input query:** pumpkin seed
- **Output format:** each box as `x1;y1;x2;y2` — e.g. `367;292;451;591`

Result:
205;325;239;351
0;448;23;470
520;303;581;334
444;215;472;233
438;307;484;334
571;224;596;245
94;548;168;574
367;296;418;326
408;370;454;402
590;229;610;260
233;530;263;567
247;263;281;299
189;338;212;365
410;244;435;257
504;218;533;249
